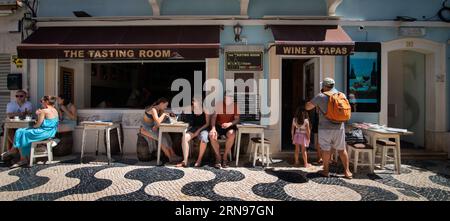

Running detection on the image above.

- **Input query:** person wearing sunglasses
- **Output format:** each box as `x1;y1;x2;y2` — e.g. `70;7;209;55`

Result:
2;90;34;153
6;90;33;119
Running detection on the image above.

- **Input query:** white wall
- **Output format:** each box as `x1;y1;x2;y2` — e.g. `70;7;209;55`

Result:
388;50;426;148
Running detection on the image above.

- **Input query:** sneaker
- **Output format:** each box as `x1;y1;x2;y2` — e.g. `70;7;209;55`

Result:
10;160;28;169
1;151;14;162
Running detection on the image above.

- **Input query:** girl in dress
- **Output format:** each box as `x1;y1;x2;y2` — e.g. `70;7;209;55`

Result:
291;106;311;167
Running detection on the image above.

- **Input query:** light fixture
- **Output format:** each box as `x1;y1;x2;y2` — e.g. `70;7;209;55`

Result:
233;23;243;42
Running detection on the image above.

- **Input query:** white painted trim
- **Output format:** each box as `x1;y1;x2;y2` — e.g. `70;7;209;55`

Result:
326;0;343;16
29;59;38;106
35;18;450;28
381;38;447;132
240;0;249;16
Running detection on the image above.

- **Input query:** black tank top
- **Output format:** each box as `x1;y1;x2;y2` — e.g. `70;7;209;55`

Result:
191;112;206;127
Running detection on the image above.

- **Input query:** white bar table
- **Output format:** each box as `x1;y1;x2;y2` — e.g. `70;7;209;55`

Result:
156;122;189;165
1;118;35;153
234;124;266;166
80;121;122;165
353;124;413;174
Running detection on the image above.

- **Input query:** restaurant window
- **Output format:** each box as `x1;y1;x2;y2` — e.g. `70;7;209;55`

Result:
90;62;205;109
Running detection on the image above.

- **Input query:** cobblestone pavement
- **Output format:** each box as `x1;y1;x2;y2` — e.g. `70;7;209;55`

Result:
0;156;449;201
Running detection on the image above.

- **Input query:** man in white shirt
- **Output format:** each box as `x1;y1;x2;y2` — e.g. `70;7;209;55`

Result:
6;90;33;118
3;90;34;152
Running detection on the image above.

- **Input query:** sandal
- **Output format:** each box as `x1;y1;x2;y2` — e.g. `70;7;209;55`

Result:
221;160;229;168
344;172;353;180
214;163;221;169
175;161;188;168
194;162;202;167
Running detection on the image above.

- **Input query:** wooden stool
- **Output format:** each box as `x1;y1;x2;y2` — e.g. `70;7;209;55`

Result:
347;143;374;173
377;139;401;174
30;139;59;167
249;137;271;167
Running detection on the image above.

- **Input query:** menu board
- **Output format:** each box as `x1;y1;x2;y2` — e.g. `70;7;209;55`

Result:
234;72;260;121
346;42;381;112
59;67;74;102
225;51;263;71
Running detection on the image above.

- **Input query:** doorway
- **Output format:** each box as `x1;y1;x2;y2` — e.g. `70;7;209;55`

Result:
281;58;319;150
388;50;426;149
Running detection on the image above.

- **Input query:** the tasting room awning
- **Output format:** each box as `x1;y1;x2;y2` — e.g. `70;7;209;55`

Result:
269;25;354;56
17;26;221;60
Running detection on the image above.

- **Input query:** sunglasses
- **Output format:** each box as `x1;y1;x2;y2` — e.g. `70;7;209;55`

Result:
16;95;25;98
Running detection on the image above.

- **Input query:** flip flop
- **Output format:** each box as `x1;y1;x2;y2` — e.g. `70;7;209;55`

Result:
343;174;353;179
194;162;202;167
175;161;188;168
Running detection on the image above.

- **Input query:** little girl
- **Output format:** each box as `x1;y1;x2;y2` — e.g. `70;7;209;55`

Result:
291;106;311;167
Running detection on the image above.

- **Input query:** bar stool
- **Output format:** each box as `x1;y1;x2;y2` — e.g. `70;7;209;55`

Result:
29;139;59;166
249;137;271;167
347;143;374;173
376;139;401;174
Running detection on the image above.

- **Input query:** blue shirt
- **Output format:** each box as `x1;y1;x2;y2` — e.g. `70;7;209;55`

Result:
6;101;33;114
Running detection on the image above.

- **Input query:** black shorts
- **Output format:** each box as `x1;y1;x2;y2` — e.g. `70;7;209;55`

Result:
215;125;237;137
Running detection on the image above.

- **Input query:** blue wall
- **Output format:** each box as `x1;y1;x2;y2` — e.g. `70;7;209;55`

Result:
38;0;446;19
219;25;274;82
38;0;153;17
336;0;444;21
248;0;327;18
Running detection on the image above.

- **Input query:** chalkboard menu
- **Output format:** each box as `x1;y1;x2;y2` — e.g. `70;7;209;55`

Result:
234;72;260;121
59;67;74;102
225;51;263;71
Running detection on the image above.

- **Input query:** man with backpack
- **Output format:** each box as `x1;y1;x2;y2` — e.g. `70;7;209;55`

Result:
306;77;353;179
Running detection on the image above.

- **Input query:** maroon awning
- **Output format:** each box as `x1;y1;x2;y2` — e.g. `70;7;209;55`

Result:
17;26;221;59
269;25;354;56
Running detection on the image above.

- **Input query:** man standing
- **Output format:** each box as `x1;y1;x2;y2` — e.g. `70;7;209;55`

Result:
209;90;240;168
306;78;352;179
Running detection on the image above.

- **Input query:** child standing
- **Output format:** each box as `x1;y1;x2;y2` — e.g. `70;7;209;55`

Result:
291;106;311;167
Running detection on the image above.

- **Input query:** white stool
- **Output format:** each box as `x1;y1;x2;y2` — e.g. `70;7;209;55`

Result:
29;139;58;167
376;139;401;174
347;143;374;173
249;137;270;167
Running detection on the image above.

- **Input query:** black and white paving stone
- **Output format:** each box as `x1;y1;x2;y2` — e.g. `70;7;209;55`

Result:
0;157;449;201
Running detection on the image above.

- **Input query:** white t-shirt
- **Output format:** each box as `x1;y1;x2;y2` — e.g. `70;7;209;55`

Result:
6;101;34;114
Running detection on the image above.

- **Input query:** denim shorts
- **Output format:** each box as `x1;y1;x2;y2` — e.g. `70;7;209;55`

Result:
187;127;209;143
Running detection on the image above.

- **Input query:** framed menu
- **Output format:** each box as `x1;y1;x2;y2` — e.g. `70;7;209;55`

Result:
225;51;263;71
59;67;74;102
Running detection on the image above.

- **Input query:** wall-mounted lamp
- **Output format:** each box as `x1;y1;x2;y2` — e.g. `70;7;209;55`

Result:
234;23;243;42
